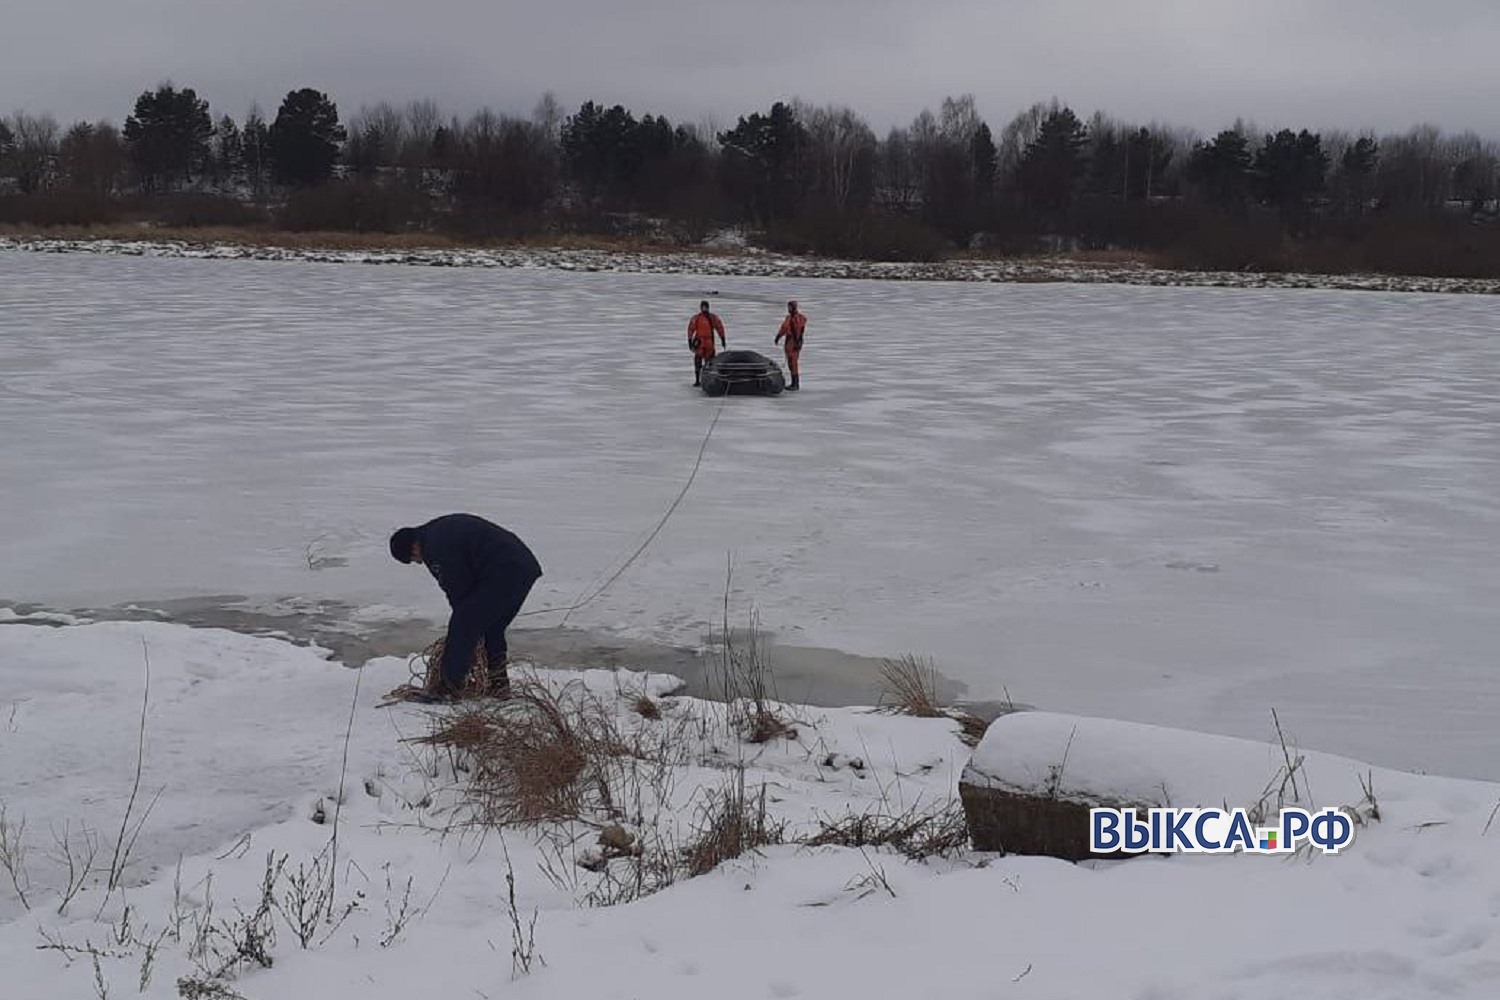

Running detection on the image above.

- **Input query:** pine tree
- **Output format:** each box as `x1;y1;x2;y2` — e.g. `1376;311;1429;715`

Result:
213;115;243;187
971;121;998;204
718;101;809;224
1186;129;1254;208
268;88;346;186
1019;107;1089;214
1254;129;1328;219
242;110;270;195
123;84;213;193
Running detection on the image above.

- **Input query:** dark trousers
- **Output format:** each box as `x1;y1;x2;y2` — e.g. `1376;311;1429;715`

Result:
440;572;538;687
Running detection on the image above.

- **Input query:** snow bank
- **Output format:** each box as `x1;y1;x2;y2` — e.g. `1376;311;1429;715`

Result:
5;234;1499;294
0;618;391;914
8;618;1500;999
963;709;1491;817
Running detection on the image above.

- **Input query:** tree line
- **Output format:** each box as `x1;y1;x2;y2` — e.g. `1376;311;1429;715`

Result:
4;83;1500;275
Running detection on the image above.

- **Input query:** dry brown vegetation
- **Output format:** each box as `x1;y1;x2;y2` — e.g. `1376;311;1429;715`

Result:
878;654;989;747
408;650;975;905
802;803;972;861
680;770;785;877
412;680;629;825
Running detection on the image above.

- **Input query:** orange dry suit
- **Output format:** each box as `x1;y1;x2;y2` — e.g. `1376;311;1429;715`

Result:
687;311;726;359
775;310;806;381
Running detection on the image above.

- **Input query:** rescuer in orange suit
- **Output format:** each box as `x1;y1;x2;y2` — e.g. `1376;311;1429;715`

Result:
774;299;805;391
687;300;727;386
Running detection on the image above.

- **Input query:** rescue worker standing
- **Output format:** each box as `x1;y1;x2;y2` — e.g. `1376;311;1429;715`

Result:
687;299;727;386
774;299;806;391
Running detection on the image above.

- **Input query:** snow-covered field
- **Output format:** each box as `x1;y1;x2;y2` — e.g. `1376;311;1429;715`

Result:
6;620;1500;1000
5;242;1500;998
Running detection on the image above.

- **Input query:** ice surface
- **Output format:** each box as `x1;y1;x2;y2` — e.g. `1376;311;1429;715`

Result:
3;250;1499;779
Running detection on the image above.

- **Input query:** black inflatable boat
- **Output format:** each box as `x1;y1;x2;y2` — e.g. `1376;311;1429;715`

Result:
699;349;787;396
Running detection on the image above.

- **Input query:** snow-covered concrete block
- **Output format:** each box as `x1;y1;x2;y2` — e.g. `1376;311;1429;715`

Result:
959;711;1379;860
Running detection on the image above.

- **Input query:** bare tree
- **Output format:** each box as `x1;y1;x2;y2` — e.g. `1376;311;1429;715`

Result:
1376;123;1445;211
58;120;126;195
403;100;443;158
797;102;877;211
6;112;60;193
938;93;983;148
347;102;406;175
242;104;270;196
1446;131;1499;212
532;91;563;143
998;100;1058;180
904;97;991;237
450;108;557;229
875;127;920;211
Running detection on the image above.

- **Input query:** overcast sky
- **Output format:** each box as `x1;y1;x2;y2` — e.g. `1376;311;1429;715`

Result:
7;0;1500;140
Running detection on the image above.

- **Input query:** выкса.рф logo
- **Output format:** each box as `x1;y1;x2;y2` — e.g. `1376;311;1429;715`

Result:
1090;807;1355;854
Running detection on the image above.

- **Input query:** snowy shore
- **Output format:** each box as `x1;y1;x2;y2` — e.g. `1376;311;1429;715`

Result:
5;617;1500;1000
6;232;1500;295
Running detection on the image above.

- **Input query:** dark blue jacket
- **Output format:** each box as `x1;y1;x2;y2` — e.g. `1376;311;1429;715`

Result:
416;514;542;606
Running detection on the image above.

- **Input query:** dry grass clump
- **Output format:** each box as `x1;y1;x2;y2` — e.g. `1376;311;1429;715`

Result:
744;710;797;744
403;613;977;908
422;636;496;696
880;654;944;717
416;680;628;825
803;803;971;860
879;653;989;747
681;770;785;877
710;605;798;745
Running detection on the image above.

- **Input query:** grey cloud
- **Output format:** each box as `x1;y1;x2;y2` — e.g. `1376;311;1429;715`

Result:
4;0;1499;137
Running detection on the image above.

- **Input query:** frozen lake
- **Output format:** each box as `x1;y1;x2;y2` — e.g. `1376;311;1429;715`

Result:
3;249;1499;778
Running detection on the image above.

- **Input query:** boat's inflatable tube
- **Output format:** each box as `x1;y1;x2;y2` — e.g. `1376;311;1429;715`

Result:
700;349;787;396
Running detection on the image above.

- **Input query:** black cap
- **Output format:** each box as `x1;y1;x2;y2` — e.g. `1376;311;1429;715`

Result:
389;527;418;563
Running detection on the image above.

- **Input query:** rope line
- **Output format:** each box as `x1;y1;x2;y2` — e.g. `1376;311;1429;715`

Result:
384;390;732;705
515;392;730;624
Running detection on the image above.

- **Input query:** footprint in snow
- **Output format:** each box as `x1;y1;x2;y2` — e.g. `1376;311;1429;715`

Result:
1414;852;1474;884
1431;922;1488;957
1404;909;1450;940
